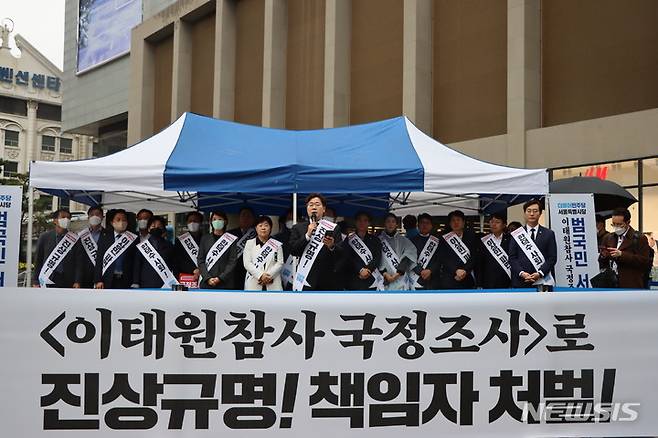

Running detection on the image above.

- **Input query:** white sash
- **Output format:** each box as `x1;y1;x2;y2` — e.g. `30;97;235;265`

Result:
293;220;336;291
39;231;79;287
235;228;257;257
137;239;178;288
205;233;238;272
443;231;471;264
481;234;511;279
379;237;401;273
77;228;98;266
347;233;384;290
408;235;441;289
101;231;138;275
281;255;297;287
510;227;555;286
177;232;199;268
246;238;282;282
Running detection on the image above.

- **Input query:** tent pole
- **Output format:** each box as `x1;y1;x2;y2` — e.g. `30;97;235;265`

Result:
479;213;484;233
292;193;298;225
26;185;34;287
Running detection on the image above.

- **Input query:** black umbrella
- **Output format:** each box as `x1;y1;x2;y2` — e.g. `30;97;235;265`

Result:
549;176;637;212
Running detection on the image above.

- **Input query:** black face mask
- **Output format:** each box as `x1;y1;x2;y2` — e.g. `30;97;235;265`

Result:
149;228;164;237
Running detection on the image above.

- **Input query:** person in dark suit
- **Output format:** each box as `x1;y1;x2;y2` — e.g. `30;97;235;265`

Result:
274;208;294;261
509;199;557;289
288;193;343;290
94;209;138;289
341;211;382;290
476;212;512;289
599;208;651;289
198;210;239;289
438;210;478;289
73;206;104;289
133;216;177;288
227;206;256;290
33;209;77;288
174;211;204;283
410;213;442;290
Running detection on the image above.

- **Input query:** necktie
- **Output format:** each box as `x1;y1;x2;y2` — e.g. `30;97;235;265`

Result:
530;228;536;241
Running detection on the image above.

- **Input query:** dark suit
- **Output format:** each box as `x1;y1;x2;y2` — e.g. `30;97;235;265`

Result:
174;232;202;276
273;226;293;290
94;231;138;289
476;233;512;289
227;227;253;291
599;227;651;289
198;233;239;289
33;230;77;288
133;235;177;288
289;221;343;290
341;232;382;290
74;227;104;288
509;224;557;288
410;234;442;289
438;230;478;289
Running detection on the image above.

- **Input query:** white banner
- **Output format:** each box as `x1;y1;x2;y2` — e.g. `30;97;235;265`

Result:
0;185;22;287
547;194;600;288
2;288;658;437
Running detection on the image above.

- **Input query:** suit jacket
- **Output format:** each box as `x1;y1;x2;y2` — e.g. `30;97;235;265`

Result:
438;230;478;289
197;232;239;289
288;221;343;290
93;230;138;289
509;224;557;288
599;227;651;289
242;237;284;290
74;227;104;288
227;227;254;290
133;235;177;288
340;232;382;290
476;233;512;289
273;226;292;260
410;234;442;289
33;230;77;288
174;232;202;275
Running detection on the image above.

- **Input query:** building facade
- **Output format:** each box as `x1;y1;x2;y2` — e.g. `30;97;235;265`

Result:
62;0;658;230
0;23;93;212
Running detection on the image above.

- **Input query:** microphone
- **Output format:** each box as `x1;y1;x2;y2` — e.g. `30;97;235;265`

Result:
311;213;317;223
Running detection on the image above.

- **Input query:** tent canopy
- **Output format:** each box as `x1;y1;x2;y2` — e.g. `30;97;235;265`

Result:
29;112;548;215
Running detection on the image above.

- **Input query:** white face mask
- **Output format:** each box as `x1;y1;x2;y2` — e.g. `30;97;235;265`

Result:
613;226;627;236
57;218;70;229
89;216;102;226
187;222;201;233
285;220;294;229
137;219;149;230
113;221;127;233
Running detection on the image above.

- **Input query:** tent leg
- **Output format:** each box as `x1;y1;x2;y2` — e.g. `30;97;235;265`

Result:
292;193;298;225
26;186;34;287
479;213;484;233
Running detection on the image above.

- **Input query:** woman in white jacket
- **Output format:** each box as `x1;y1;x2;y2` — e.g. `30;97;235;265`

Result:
243;216;285;290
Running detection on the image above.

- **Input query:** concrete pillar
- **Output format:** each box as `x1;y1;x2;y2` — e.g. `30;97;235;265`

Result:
213;0;237;120
26;100;38;162
171;19;193;121
127;36;155;144
323;0;351;128
506;0;541;167
262;0;287;128
402;0;432;134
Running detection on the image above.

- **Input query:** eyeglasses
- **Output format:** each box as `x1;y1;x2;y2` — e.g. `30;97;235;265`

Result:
307;202;323;207
525;209;541;213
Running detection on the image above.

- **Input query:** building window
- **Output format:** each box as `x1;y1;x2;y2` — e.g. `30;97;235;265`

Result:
4;130;19;147
37;103;62;122
2;161;18;178
58;197;70;210
60;137;73;154
41;135;56;152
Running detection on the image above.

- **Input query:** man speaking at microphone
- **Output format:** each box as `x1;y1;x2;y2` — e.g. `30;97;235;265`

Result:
289;193;343;290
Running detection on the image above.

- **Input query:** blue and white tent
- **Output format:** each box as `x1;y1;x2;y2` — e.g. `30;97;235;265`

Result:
29;112;548;215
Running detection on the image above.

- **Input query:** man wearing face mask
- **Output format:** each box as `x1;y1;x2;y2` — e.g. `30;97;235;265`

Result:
599;208;651;289
33;209;78;288
198;211;239;289
175;211;204;287
136;208;154;243
94;209;138;289
73;206;104;289
289;193;343;290
133;216;177;289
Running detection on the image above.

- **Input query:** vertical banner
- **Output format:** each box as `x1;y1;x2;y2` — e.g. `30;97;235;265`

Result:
547;193;599;288
0;185;22;287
